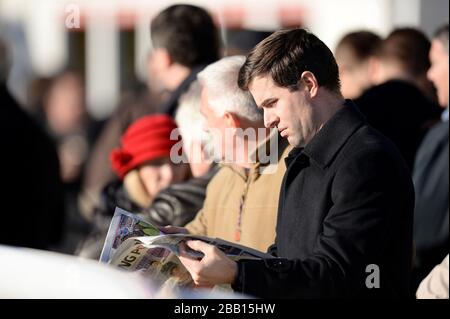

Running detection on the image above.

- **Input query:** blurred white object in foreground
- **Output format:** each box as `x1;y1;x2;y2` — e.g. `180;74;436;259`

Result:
0;245;248;299
0;245;156;299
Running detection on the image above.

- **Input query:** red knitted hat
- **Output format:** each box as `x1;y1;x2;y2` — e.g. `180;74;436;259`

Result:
110;114;180;179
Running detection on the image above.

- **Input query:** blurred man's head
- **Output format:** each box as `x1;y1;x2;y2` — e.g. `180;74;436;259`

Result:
335;31;381;99
427;25;449;107
44;71;85;136
149;5;219;91
238;29;343;148
372;28;432;95
197;56;264;166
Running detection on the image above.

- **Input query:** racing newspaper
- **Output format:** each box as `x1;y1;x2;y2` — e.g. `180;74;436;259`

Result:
100;207;272;288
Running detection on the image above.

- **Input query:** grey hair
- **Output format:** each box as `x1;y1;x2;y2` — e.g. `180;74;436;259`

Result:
434;24;449;53
175;80;211;147
197;55;263;123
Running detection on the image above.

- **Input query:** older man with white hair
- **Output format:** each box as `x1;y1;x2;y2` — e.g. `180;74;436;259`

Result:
164;56;291;252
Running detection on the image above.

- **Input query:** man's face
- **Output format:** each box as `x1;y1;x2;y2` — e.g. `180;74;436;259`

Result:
138;158;187;199
249;76;314;147
335;47;371;99
427;39;449;107
148;48;171;91
199;87;232;161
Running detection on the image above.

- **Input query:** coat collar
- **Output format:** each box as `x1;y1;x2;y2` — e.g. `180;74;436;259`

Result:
288;100;366;170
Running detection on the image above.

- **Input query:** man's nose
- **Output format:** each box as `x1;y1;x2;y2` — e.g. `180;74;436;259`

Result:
427;67;434;83
264;110;278;128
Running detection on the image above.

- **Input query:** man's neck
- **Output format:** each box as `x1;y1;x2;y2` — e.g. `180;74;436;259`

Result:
304;90;345;146
166;64;192;91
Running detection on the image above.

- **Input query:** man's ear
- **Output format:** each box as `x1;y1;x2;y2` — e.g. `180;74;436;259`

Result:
152;48;173;68
367;56;380;85
161;48;174;68
299;71;319;98
223;112;241;129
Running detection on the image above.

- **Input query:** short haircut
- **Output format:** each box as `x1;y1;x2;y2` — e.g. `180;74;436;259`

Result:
336;31;382;62
150;4;220;68
433;24;449;53
238;28;341;93
376;28;431;76
197;56;263;123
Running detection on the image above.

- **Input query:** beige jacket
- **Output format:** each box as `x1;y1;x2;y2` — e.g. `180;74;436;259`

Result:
186;132;291;252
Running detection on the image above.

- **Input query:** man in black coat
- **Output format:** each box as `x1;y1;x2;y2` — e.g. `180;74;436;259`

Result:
174;29;414;298
353;28;443;171
0;85;64;250
355;80;441;171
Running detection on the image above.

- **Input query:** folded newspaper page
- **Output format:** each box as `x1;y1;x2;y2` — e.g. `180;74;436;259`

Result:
101;207;272;287
99;207;162;263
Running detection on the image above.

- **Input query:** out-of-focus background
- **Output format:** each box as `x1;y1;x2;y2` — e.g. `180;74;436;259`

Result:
1;0;448;118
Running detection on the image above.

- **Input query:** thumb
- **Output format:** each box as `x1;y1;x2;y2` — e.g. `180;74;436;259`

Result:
185;240;214;254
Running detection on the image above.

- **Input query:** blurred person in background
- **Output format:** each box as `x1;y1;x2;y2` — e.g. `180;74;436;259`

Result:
413;24;449;297
371;28;436;100
335;30;382;99
79;4;220;222
355;27;442;170
39;71;92;184
149;4;220;116
36;70;100;254
224;29;272;56
0;37;64;250
163;56;291;253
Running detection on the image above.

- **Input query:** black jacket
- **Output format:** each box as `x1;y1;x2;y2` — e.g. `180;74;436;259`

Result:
232;101;414;298
355;80;442;171
412;119;449;290
0;85;64;249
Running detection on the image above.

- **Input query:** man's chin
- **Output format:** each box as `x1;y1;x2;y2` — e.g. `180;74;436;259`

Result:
287;136;303;148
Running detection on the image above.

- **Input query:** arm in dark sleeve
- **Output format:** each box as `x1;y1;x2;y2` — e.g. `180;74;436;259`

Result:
138;177;209;227
233;149;413;298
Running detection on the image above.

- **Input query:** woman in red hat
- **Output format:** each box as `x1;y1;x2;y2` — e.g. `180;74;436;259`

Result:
109;114;190;207
77;114;191;259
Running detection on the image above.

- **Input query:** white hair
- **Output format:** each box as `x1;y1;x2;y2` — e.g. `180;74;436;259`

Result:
175;80;211;148
197;55;263;123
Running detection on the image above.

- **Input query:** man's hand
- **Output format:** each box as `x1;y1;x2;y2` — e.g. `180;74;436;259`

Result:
159;225;189;234
178;240;238;287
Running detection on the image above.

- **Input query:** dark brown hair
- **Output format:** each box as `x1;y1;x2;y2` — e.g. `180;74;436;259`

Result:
336;31;382;62
238;28;341;93
376;28;431;77
151;5;220;68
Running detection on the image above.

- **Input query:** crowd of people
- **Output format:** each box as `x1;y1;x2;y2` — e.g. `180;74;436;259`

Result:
0;4;448;299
